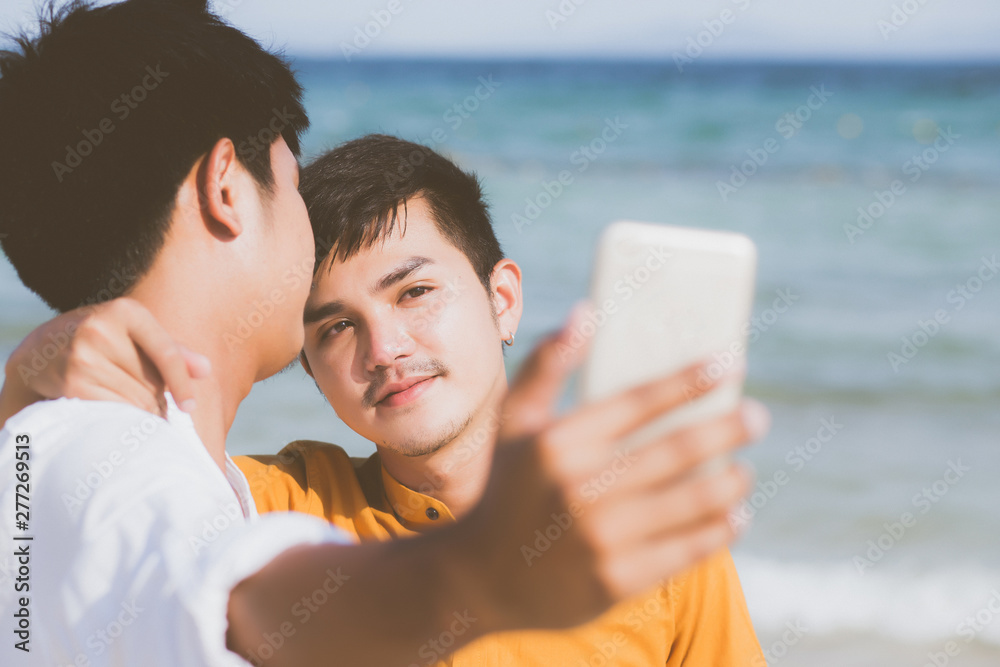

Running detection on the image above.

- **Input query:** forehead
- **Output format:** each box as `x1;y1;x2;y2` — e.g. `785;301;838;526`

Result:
310;197;468;293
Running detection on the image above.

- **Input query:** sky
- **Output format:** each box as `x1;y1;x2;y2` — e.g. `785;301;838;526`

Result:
1;0;999;61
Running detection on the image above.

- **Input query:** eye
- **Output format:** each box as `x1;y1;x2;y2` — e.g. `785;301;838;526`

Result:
321;320;353;339
404;286;433;299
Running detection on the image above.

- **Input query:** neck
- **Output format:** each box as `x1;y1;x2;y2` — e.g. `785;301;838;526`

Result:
129;273;261;474
378;395;505;519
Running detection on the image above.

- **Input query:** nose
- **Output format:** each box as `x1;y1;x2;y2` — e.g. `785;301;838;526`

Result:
363;313;415;374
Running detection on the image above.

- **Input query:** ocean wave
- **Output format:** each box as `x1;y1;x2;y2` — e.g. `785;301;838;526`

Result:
745;382;1000;407
735;554;1000;647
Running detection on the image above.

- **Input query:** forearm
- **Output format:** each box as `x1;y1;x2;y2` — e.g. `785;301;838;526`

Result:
227;521;501;667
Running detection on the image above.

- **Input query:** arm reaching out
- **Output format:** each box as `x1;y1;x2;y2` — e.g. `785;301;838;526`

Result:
0;299;768;665
226;309;768;665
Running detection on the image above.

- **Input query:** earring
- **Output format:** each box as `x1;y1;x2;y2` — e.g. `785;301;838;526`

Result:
504;332;515;347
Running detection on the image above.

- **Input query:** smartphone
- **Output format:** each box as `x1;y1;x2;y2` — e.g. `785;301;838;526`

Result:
580;220;757;450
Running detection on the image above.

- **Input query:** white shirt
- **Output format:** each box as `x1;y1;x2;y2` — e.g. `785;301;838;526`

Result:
0;397;350;666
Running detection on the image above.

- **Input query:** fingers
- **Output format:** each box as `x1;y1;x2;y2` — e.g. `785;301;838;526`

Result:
112;299;202;412
563;360;745;446
181;345;212;379
498;304;590;442
603;516;737;600
585;463;752;552
60;301;167;408
68;353;167;417
602;401;770;493
12;297;205;417
66;384;165;418
523;399;766;603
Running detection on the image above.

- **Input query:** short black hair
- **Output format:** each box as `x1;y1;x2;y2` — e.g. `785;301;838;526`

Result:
0;0;309;312
301;134;504;294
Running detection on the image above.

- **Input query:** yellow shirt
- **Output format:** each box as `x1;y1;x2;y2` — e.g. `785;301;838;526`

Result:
236;441;765;667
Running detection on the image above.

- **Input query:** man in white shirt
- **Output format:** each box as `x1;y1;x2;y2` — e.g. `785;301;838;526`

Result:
0;0;762;665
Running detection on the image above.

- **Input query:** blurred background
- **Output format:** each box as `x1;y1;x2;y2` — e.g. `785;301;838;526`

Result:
2;1;999;664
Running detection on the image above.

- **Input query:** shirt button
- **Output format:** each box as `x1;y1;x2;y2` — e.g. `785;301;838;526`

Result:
425;507;440;520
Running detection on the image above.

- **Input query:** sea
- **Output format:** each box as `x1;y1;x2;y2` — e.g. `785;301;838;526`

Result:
1;59;998;666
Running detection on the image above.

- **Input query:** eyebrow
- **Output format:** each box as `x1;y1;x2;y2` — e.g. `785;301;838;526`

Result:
303;299;346;326
302;256;434;326
371;256;433;295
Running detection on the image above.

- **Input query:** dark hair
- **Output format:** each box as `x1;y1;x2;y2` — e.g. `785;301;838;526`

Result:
301;134;504;293
0;0;309;312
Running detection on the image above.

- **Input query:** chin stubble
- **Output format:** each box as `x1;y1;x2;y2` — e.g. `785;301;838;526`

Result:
389;411;475;458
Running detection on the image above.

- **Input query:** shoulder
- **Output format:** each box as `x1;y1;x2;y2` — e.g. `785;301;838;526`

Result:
235;440;361;514
666;547;763;660
0;401;349;667
4;397;163;445
236;440;356;481
674;546;743;595
1;398;206;489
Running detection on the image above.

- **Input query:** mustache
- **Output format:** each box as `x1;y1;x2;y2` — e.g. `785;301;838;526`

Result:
362;359;449;409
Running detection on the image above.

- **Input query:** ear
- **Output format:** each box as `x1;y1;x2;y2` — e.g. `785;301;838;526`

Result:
196;138;244;239
299;349;314;378
489;259;523;344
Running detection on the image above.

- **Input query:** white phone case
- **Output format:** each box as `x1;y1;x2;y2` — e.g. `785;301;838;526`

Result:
580;220;757;447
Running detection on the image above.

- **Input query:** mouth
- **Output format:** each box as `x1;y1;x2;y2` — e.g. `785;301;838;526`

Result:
376;375;438;409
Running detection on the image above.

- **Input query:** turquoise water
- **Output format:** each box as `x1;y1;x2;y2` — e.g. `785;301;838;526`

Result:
2;60;999;664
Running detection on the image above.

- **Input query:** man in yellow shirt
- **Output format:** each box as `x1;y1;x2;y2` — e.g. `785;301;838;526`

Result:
237;134;766;666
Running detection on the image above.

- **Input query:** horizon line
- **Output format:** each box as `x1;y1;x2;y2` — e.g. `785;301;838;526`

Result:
286;53;1000;66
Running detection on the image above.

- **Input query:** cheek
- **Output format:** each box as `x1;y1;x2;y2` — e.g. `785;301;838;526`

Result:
314;351;365;410
410;287;458;335
423;291;499;369
313;353;337;385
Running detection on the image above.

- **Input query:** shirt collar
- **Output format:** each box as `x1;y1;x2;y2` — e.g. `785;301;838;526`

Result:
379;463;456;531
